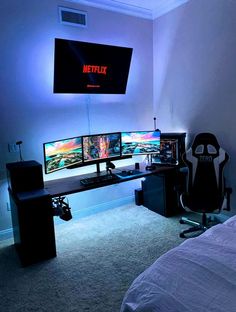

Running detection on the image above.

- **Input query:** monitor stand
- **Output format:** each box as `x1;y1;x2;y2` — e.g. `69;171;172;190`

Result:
95;161;115;175
96;163;101;174
145;154;156;171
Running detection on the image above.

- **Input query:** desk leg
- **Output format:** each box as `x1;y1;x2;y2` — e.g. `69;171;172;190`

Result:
10;192;56;266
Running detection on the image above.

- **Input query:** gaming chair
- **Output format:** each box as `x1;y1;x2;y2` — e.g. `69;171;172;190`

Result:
179;132;232;238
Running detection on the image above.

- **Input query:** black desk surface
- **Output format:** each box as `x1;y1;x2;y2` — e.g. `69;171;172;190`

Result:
44;163;176;198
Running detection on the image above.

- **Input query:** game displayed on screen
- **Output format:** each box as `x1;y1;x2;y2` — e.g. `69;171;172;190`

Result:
82;133;121;162
44;137;82;173
121;131;161;155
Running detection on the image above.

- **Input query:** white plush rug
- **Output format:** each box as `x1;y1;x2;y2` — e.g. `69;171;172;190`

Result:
0;204;186;312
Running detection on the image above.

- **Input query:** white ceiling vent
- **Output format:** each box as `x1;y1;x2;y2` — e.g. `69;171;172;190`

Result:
59;7;87;28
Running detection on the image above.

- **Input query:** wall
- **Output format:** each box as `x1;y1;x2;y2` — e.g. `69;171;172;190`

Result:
153;0;236;213
0;0;153;233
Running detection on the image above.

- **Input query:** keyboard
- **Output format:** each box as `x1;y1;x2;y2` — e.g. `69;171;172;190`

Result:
80;174;120;186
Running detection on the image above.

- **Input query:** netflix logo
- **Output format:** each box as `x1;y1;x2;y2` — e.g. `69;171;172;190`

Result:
82;65;107;75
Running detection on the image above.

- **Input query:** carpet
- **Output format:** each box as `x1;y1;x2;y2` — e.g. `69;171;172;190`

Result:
0;204;186;312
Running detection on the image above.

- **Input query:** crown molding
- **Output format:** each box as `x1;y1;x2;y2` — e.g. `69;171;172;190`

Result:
65;0;189;20
152;0;189;19
66;0;152;19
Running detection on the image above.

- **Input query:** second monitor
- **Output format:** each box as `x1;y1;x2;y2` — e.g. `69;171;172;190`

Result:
82;132;121;163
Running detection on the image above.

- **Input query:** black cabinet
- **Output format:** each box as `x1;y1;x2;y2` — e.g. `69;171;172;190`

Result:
142;169;181;217
6;161;56;266
9;189;56;267
6;160;44;193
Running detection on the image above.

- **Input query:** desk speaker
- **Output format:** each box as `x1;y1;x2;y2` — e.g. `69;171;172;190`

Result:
6;160;44;193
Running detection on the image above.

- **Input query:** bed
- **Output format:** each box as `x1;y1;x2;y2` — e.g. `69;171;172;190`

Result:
120;215;236;312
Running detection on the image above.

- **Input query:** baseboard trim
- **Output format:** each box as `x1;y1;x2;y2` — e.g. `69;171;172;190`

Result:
0;195;135;241
0;228;13;241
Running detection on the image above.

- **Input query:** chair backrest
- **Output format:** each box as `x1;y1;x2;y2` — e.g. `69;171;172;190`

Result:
183;133;229;213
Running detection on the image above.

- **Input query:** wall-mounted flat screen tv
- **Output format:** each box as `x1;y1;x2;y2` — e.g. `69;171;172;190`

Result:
82;132;121;163
121;130;161;156
53;38;133;94
43;136;82;174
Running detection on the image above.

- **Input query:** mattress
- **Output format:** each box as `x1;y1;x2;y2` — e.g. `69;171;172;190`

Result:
121;215;236;312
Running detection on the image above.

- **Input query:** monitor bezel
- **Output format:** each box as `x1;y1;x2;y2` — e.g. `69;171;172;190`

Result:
43;135;83;174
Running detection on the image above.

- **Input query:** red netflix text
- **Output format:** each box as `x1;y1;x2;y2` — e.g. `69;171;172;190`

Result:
83;65;107;75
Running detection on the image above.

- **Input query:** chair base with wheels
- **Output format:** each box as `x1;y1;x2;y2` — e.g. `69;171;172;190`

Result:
179;213;213;238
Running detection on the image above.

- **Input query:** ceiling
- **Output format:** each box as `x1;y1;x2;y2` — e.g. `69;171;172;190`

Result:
67;0;189;19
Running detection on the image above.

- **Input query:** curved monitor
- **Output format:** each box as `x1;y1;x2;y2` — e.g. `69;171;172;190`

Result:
43;136;82;174
82;132;121;163
121;130;161;156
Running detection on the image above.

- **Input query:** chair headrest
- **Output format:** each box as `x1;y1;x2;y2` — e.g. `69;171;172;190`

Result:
191;133;220;160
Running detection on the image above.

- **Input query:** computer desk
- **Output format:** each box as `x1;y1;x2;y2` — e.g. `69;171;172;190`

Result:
44;162;175;197
44;161;182;232
10;163;181;267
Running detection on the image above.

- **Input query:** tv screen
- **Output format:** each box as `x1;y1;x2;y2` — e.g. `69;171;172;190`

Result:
82;132;121;163
121;130;161;155
43;136;82;174
53;38;133;94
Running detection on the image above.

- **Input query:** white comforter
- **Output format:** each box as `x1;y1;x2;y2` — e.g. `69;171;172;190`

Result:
121;215;236;312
